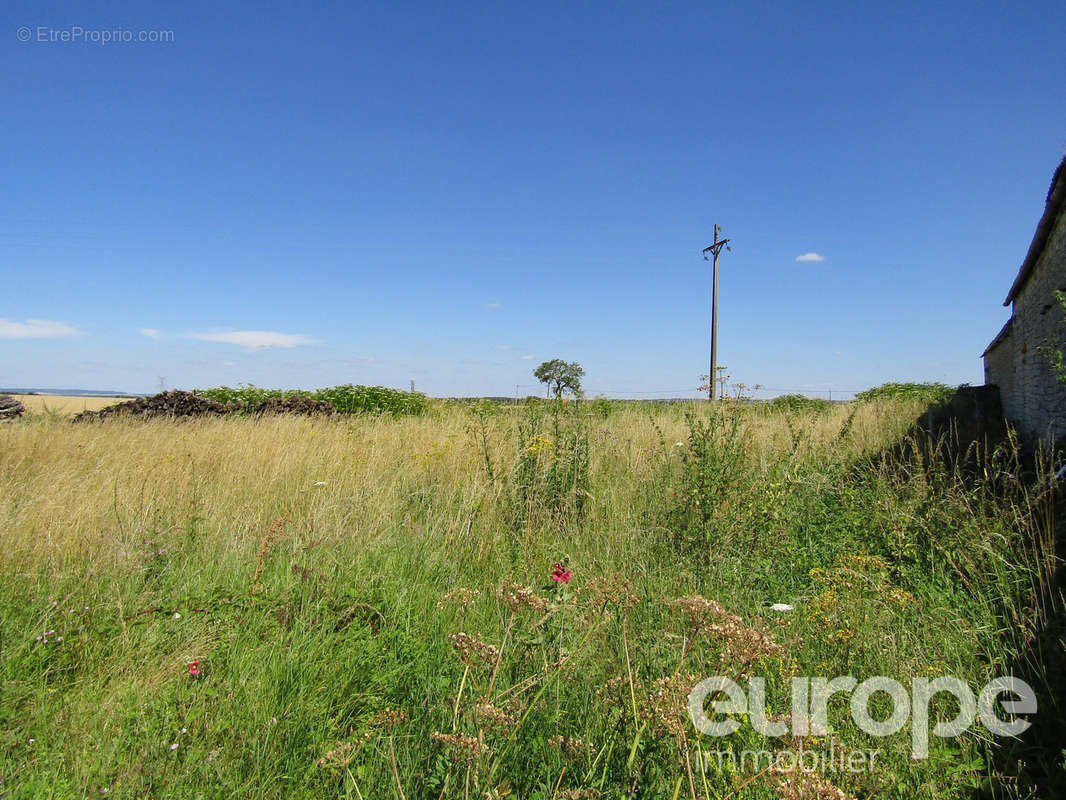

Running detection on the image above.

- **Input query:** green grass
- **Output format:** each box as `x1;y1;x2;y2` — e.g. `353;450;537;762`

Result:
0;399;1057;798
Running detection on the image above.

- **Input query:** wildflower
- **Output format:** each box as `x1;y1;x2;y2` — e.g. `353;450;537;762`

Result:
173;612;181;620
313;481;327;487
188;660;201;676
169;743;178;751
551;563;572;584
180;727;187;735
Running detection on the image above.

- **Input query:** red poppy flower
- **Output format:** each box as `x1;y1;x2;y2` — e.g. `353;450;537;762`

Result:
188;660;201;676
550;562;572;584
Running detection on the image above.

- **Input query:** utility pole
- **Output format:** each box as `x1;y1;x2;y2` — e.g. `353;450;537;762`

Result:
702;225;730;401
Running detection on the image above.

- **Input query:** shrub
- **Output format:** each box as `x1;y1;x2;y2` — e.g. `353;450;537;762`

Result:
855;382;956;405
198;384;428;416
767;393;833;414
311;384;427;416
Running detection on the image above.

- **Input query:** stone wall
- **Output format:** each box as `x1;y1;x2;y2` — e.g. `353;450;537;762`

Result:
995;207;1066;443
984;327;1015;417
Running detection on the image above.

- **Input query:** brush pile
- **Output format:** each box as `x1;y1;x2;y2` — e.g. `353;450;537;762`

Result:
254;395;337;416
73;391;227;422
0;395;25;421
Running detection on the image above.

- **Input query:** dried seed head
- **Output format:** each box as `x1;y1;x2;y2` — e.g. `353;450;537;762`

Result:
437;588;481;609
430;732;490;761
548;734;590;757
556;788;602;799
775;769;855;799
579;577;640;608
372;708;408;729
474;702;519;729
496;582;548;613
671;595;742;633
449;632;500;665
316;740;358;771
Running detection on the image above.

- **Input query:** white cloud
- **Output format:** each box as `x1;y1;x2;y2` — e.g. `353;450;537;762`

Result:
190;330;314;351
483;302;502;309
0;318;81;339
520;354;534;360
795;252;825;263
140;328;162;339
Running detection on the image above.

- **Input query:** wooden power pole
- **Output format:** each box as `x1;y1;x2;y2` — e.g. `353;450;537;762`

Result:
702;225;730;400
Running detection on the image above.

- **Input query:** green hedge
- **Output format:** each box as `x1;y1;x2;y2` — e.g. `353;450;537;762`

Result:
855;382;957;405
196;384;428;416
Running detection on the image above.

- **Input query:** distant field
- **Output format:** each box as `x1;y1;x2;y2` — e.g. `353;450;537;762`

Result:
10;394;129;414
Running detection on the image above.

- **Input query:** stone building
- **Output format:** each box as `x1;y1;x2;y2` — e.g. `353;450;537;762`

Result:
983;155;1066;444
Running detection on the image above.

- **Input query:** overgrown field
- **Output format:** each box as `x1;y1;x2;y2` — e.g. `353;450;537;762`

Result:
1;398;1059;798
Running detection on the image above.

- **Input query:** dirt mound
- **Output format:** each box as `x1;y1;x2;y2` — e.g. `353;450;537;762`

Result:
74;390;227;422
0;395;25;422
255;396;337;416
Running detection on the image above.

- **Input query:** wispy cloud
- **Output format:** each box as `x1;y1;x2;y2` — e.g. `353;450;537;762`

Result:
520;354;534;360
140;328;163;339
795;252;825;263
483;302;502;309
190;330;314;351
0;318;81;339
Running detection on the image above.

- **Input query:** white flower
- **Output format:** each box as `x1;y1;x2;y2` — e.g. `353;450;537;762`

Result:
180;728;187;735
172;612;181;620
674;441;685;447
313;481;327;486
770;603;794;612
28;738;35;745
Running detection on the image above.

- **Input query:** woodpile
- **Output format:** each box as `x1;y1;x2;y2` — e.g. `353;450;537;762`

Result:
255;396;337;416
0;395;25;421
73;391;226;422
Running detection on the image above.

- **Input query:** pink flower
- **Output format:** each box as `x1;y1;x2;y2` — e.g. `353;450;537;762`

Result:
188;660;201;676
551;562;572;584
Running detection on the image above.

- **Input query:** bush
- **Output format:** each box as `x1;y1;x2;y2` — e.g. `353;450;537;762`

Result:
197;384;428;416
767;394;833;414
311;384;427;416
855;382;957;405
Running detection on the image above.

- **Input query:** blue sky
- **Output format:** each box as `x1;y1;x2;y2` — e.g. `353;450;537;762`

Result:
3;1;1064;398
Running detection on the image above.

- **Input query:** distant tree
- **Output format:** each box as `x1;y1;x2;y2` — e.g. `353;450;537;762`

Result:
534;359;585;400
